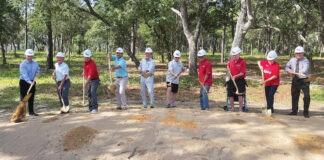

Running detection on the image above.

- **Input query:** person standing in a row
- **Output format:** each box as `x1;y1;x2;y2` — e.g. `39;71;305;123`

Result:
258;50;280;113
107;48;128;110
138;47;156;109
166;50;186;108
198;49;212;110
227;47;246;112
285;46;310;118
83;49;100;113
19;49;40;116
53;52;70;113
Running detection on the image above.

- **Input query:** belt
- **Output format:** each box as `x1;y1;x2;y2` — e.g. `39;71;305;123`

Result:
117;76;127;78
91;78;99;80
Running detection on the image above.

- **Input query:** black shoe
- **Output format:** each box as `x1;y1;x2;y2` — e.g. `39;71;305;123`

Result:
30;113;39;116
288;112;297;116
304;113;310;118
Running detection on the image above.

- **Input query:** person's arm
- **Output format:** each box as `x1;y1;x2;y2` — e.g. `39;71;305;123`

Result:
138;60;143;74
264;75;278;83
83;75;91;91
203;63;212;85
233;60;246;79
147;60;155;74
285;59;293;73
20;63;32;84
59;75;67;92
52;69;56;80
35;63;40;78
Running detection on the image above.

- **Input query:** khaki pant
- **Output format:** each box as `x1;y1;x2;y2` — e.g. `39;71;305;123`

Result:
115;77;128;108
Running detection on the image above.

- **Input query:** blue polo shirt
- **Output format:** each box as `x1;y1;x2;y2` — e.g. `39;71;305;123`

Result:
55;62;69;81
112;55;128;77
19;60;40;83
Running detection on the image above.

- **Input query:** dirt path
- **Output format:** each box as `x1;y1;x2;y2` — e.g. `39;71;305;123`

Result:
1;101;324;160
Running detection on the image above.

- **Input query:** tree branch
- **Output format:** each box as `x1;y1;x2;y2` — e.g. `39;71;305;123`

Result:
171;7;182;19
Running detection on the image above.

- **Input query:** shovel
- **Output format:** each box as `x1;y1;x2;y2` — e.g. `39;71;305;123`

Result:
258;62;271;116
83;74;85;106
11;79;36;123
228;72;244;96
107;56;116;92
55;79;69;113
199;80;209;94
291;72;318;82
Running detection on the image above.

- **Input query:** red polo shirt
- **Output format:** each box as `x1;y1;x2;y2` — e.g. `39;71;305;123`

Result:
260;60;280;87
227;58;246;79
198;59;212;86
84;59;99;79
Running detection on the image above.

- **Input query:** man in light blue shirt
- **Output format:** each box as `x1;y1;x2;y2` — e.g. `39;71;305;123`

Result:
138;47;156;108
285;46;310;118
52;52;70;113
166;50;186;108
107;48;128;109
19;49;40;116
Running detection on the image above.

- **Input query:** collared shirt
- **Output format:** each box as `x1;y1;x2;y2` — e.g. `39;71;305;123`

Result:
198;59;213;86
166;60;184;84
19;60;40;83
55;62;69;81
285;57;309;79
227;58;246;79
84;59;99;79
260;60;280;86
138;58;156;75
112;55;128;77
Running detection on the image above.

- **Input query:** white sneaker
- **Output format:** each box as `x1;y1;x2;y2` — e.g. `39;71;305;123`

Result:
91;109;98;113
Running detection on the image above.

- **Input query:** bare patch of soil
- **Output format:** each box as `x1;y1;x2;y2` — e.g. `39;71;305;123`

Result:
229;119;247;124
294;134;324;155
42;115;60;123
63;126;99;151
129;114;152;122
161;110;198;129
264;116;289;127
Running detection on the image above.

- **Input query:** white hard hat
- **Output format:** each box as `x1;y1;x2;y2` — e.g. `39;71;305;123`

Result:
295;46;305;53
173;50;181;58
116;47;124;53
83;49;92;57
145;47;153;53
25;49;34;56
56;52;65;58
231;47;241;56
267;50;277;60
197;49;207;56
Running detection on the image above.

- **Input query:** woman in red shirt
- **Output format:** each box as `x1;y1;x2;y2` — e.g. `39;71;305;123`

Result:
258;50;280;113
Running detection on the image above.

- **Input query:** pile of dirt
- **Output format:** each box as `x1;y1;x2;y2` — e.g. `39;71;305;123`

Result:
62;126;99;151
229;119;247;124
294;134;324;155
161;111;198;129
129;114;152;122
42;116;59;123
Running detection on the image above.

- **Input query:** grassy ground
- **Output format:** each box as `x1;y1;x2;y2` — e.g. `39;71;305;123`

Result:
0;50;324;112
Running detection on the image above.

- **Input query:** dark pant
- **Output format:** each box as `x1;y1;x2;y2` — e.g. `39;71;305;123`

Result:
57;79;70;107
87;78;100;111
265;85;278;113
19;80;36;114
291;78;310;115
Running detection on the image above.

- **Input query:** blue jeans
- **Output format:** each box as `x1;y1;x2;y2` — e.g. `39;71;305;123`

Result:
200;85;210;110
265;85;278;112
57;79;70;107
87;78;100;111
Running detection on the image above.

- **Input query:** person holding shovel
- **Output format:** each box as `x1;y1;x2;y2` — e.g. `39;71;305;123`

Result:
166;50;186;108
285;46;310;118
19;49;40;116
52;52;70;113
107;48;128;110
83;49;100;113
227;47;246;112
198;49;212;110
138;47;156;109
258;50;280;114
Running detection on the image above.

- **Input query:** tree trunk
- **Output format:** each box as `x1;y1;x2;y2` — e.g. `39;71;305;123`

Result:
231;0;253;51
131;22;137;61
1;43;6;65
13;43;17;57
221;25;226;63
46;14;54;69
61;33;64;51
250;42;253;56
25;0;28;50
171;2;208;76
